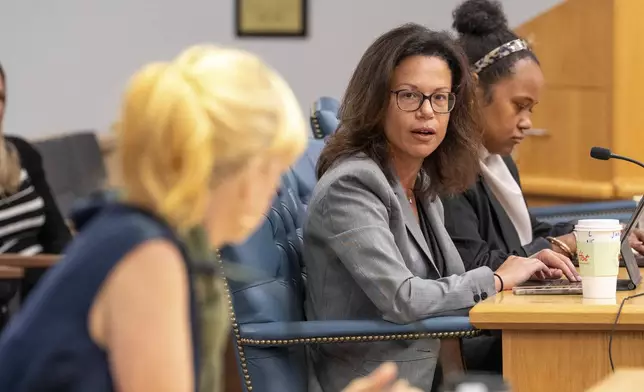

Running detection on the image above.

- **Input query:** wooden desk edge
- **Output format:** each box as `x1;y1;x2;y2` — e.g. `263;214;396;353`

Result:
469;268;644;330
0;254;60;268
470;321;644;331
470;304;644;331
0;266;23;279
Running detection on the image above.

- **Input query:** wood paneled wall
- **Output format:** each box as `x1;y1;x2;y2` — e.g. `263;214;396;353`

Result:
515;0;644;206
611;0;644;197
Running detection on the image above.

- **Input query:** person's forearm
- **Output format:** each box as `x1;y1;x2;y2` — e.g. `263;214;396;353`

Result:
380;267;496;324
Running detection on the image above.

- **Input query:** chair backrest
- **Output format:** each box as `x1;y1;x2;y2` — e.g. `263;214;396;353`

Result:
529;200;637;225
220;177;309;392
309;97;340;139
285;139;324;208
32;132;107;217
220;138;328;391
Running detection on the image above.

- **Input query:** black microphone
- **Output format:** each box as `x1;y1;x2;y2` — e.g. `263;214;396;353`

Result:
590;146;644;169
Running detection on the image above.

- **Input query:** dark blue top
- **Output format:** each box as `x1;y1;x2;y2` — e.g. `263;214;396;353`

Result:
0;200;200;391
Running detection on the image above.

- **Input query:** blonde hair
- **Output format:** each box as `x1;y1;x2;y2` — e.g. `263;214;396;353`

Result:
117;45;307;232
0;65;22;194
0;137;21;194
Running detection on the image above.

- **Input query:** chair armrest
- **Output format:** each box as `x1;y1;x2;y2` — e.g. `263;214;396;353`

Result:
0;254;60;268
238;316;479;347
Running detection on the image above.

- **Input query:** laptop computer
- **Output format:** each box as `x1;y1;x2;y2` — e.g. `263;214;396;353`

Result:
512;198;644;295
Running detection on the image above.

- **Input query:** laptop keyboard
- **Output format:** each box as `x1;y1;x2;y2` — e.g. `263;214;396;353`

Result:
521;279;582;288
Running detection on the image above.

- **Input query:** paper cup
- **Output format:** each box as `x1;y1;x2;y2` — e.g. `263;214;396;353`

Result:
574;219;621;299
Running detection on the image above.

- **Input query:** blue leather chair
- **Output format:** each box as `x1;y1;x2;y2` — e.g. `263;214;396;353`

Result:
310;97;340;139
285;139;324;208
220;154;480;391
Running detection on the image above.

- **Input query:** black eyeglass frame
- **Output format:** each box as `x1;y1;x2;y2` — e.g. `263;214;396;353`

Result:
390;89;456;114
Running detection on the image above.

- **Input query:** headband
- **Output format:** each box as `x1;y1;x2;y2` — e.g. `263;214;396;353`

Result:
472;38;530;74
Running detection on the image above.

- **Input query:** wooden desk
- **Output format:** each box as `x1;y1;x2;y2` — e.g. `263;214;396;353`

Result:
470;268;644;392
586;369;644;391
0;266;23;279
0;254;59;268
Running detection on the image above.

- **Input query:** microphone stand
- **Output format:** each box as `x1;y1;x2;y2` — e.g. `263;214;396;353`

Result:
611;153;644;170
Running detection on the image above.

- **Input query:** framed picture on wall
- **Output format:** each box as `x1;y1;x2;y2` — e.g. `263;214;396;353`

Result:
235;0;308;37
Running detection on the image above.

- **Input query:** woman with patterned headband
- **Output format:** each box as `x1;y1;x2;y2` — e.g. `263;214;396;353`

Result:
443;0;573;270
445;0;644;282
442;0;644;371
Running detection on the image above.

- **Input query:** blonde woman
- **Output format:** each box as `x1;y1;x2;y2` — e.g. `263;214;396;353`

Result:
0;48;419;392
0;62;72;328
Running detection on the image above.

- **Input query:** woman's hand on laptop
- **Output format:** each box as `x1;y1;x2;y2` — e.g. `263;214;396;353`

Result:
495;250;580;291
495;256;551;291
530;249;580;282
341;362;422;392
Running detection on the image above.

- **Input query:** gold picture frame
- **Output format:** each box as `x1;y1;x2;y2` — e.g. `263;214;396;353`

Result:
236;0;308;37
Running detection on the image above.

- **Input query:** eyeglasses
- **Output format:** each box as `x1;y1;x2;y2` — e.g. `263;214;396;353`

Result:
391;89;456;114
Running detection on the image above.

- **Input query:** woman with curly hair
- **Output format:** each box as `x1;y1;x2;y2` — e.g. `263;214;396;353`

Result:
302;23;578;391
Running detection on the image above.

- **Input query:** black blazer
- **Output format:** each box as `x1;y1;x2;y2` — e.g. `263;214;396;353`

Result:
442;156;573;271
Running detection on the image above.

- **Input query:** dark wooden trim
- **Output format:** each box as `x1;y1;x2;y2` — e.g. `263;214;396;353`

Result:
235;0;308;38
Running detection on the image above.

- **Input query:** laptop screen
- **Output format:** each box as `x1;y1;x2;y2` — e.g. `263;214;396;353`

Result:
621;197;644;243
619;197;644;286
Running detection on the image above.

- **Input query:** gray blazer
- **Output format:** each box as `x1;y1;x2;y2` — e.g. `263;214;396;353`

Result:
303;154;496;391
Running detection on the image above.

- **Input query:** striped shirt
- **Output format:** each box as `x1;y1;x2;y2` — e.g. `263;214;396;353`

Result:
2;136;72;258
0;136;72;309
0;168;47;256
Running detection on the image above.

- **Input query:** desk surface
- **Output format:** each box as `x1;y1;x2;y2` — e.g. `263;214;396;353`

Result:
586;369;644;391
470;268;644;330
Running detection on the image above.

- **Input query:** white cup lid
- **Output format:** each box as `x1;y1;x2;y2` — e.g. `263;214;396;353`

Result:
575;219;622;231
